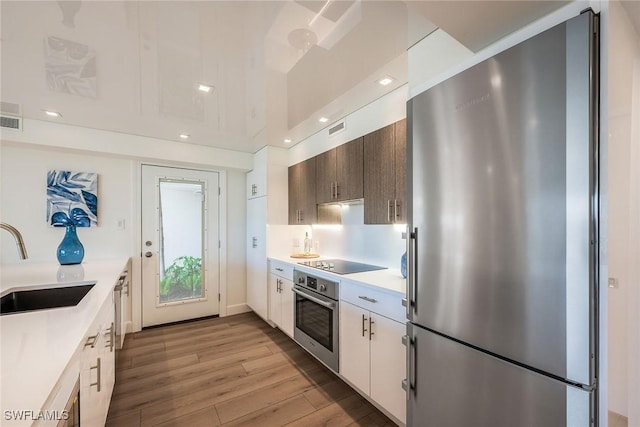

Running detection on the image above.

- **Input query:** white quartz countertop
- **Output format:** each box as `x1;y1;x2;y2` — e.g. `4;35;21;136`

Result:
0;259;129;423
268;255;406;295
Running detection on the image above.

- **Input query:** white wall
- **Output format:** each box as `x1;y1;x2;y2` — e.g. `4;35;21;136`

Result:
312;204;406;269
607;0;640;419
267;206;405;271
1;142;134;263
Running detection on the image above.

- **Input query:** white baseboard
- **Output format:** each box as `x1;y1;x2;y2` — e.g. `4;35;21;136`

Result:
226;303;252;316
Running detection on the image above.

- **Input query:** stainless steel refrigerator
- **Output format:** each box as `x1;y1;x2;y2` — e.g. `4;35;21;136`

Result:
405;10;599;427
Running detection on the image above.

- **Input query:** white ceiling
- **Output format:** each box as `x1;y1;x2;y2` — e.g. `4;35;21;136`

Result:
1;1;567;154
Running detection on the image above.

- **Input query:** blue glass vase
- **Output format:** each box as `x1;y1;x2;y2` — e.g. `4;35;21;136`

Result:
57;225;84;265
401;251;407;278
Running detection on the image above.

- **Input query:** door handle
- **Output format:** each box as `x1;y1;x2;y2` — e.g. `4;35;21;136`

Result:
84;333;98;348
369;316;374;340
406;227;418;318
403;334;416;399
90;358;101;392
105;322;114;352
362;314;368;337
145;251;153;258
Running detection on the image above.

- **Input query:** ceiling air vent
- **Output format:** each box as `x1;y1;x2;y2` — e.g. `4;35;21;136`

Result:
1;101;22;131
328;120;345;137
1;115;21;131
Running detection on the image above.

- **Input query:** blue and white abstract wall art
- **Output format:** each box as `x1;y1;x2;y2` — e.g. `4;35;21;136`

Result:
47;170;98;227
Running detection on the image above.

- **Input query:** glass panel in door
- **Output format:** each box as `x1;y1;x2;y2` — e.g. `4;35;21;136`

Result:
158;179;204;304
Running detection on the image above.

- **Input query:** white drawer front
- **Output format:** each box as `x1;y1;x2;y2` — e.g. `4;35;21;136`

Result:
340;280;405;323
269;261;294;281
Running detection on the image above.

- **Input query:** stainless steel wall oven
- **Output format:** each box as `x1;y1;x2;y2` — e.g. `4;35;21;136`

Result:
292;270;339;372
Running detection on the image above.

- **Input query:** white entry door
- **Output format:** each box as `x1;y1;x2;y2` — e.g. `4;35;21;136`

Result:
141;165;220;327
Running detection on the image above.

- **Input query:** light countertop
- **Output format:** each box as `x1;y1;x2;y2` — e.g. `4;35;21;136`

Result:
0;258;129;423
268;255;406;295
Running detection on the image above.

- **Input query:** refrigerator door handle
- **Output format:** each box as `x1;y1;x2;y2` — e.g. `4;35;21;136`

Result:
406;227;418;318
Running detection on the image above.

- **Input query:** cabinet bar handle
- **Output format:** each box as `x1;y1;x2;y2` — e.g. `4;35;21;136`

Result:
394;199;399;221
369;317;375;340
358;295;377;303
105;322;114;352
84;333;98;348
276;268;284;272
90;358;101;392
362;314;368;337
387;200;391;222
252;237;258;248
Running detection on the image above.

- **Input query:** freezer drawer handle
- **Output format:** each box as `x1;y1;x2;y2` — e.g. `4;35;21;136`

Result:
403;334;416;399
358;295;377;303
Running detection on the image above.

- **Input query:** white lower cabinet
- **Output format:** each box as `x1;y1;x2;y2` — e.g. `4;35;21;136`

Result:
340;300;406;424
80;294;115;426
246;196;268;320
268;262;294;337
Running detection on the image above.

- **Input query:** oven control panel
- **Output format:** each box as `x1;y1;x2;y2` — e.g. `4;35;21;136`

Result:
293;270;338;300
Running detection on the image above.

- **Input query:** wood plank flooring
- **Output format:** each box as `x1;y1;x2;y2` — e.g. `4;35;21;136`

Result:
106;312;397;427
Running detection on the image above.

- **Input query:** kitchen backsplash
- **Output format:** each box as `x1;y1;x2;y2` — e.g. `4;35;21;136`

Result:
268;204;406;269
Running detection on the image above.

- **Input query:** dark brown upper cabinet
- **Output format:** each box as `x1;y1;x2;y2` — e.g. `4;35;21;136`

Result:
364;119;407;224
288;157;317;225
316;137;364;204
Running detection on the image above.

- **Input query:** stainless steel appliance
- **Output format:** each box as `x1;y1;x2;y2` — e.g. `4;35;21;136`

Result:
292;269;339;371
58;379;80;427
405;10;599;426
297;259;386;275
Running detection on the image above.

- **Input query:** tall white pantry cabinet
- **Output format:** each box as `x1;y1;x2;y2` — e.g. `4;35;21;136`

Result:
246;147;288;320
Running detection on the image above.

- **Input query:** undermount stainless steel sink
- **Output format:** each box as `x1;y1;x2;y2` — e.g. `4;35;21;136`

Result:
0;283;95;315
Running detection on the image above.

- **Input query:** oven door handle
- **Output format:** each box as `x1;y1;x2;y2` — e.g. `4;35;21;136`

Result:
292;287;336;309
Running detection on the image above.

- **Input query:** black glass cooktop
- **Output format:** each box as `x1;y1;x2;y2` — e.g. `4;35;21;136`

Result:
297;259;387;275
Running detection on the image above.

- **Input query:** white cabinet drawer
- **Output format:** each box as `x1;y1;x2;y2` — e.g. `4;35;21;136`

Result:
340;280;405;323
269;261;294;281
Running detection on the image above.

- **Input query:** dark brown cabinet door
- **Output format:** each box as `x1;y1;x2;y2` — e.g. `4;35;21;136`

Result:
289;158;317;225
336;137;363;201
315;149;337;204
394;119;407;223
300;157;317;224
364;124;396;224
288;164;300;225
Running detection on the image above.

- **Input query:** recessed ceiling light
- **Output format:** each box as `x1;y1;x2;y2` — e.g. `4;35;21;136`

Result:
318;117;329;123
378;76;395;86
179;133;190;139
198;84;214;93
284;139;292;144
44;110;62;118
